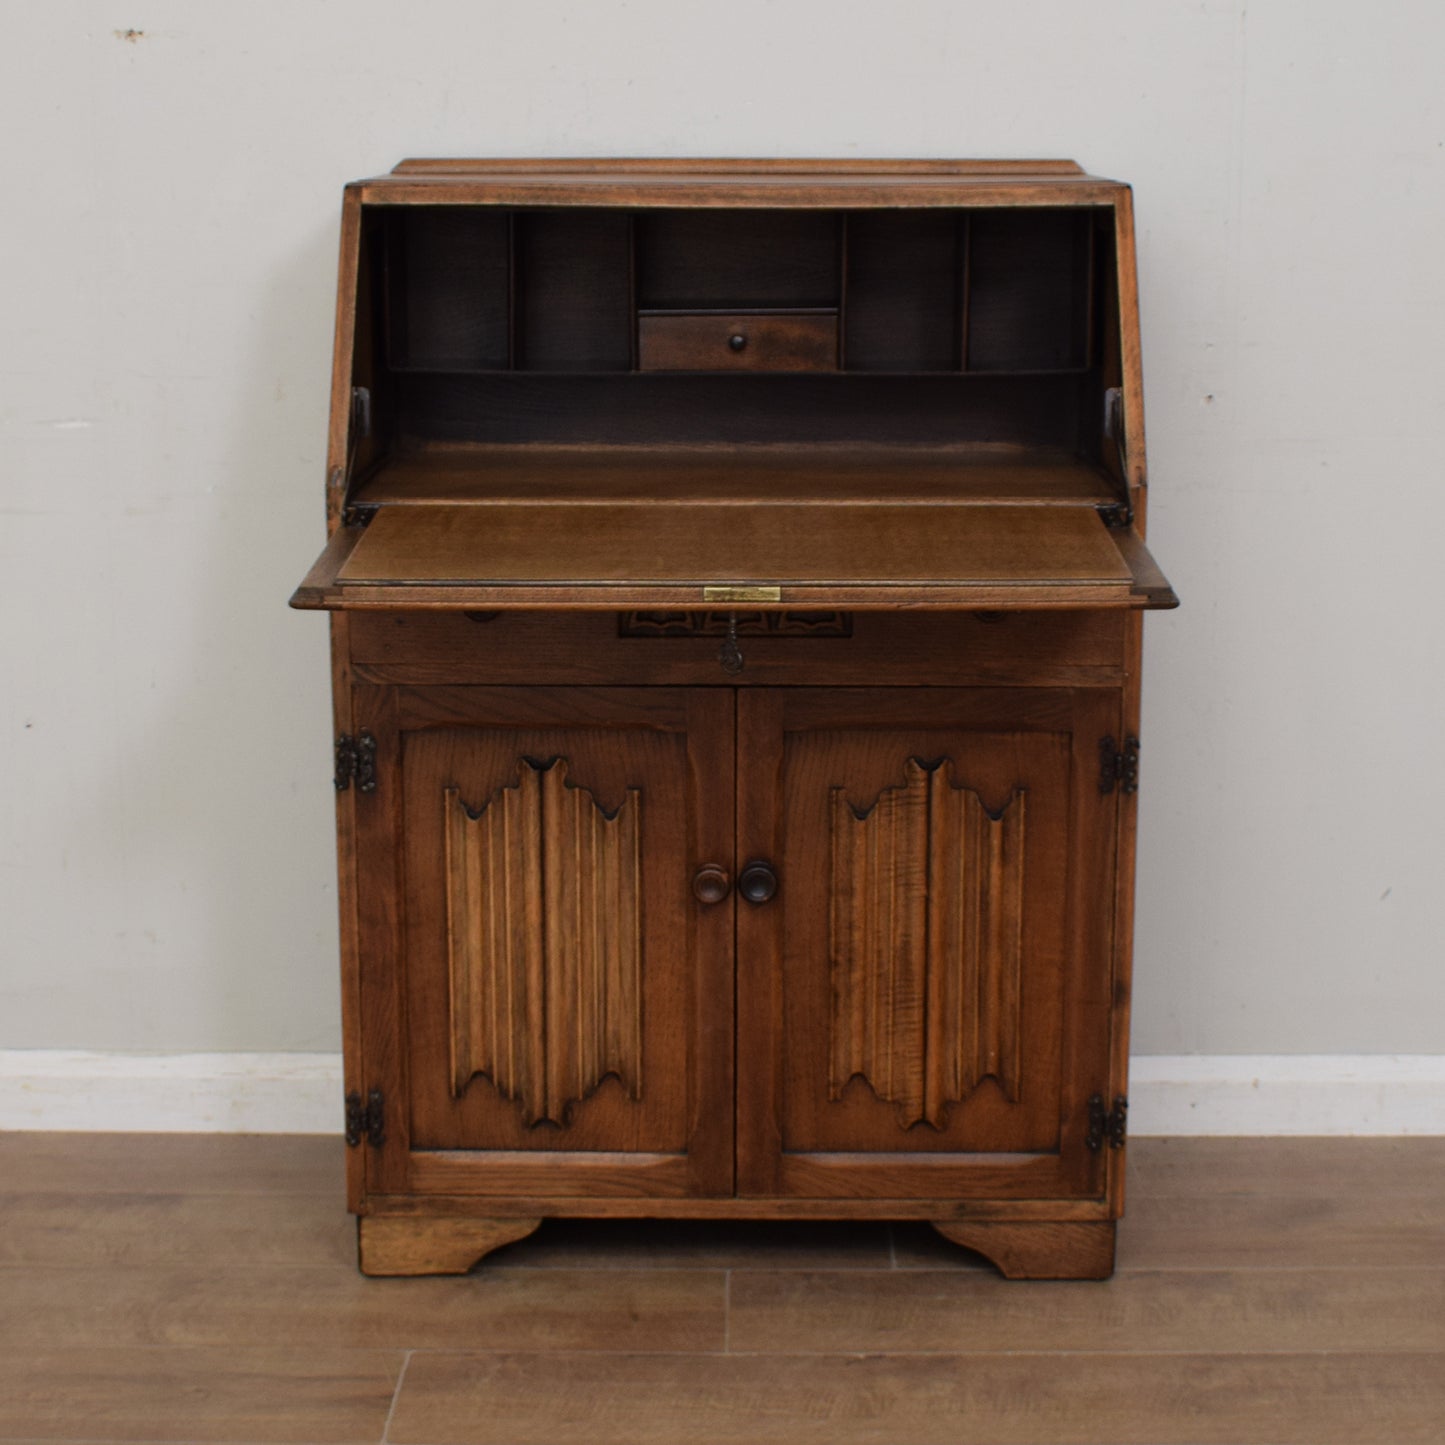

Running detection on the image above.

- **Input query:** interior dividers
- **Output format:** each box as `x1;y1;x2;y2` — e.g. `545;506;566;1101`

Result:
627;213;638;372
958;213;972;372
384;205;1098;378
505;212;517;370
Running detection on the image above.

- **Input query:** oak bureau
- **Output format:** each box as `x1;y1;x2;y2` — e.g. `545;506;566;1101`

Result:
291;159;1176;1278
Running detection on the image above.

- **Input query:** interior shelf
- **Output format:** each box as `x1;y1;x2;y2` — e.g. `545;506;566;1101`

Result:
349;443;1122;508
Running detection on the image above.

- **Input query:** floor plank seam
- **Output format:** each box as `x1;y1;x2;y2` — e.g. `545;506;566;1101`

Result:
5;1260;1442;1275
479;1264;885;1275
885;1263;1445;1274
371;1345;1445;1360
381;1347;414;1445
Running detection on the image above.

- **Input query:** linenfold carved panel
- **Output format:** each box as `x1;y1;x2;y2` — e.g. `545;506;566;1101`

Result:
444;758;642;1126
829;758;1025;1128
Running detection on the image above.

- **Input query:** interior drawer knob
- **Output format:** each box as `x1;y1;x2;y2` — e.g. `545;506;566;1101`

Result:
738;860;778;905
692;864;731;905
728;332;747;352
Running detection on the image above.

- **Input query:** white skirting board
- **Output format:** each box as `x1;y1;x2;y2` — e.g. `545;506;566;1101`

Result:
0;1052;344;1134
0;1051;1442;1135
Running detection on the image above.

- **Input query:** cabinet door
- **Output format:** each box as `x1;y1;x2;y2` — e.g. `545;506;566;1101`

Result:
353;685;734;1200
736;688;1119;1201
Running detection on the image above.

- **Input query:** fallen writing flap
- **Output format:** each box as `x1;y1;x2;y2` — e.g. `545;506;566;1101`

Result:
290;502;1175;611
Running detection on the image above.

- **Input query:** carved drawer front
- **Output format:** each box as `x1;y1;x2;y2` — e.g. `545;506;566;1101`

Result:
736;687;1119;1201
353;685;734;1200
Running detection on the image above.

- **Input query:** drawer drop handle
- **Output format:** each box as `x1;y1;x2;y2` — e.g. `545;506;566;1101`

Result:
728;332;747;352
738;860;778;905
692;864;731;905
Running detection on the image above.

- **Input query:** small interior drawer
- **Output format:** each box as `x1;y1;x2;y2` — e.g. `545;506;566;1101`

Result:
638;311;838;372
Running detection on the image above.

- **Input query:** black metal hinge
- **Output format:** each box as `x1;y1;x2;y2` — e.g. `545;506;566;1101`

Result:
1096;500;1134;529
1098;735;1140;795
334;732;377;793
1086;1094;1128;1151
344;1088;385;1148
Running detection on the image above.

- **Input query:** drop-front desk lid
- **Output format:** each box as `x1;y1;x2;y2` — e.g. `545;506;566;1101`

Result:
290;448;1176;612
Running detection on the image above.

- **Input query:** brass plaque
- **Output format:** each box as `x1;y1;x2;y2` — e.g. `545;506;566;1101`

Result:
703;585;782;604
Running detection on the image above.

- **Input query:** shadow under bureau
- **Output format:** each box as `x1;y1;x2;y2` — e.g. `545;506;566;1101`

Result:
291;158;1177;1279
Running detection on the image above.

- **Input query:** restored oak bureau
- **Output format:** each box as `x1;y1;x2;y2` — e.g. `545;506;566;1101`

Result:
291;159;1176;1279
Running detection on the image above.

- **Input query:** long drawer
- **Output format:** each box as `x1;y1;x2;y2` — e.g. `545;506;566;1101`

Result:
345;609;1129;687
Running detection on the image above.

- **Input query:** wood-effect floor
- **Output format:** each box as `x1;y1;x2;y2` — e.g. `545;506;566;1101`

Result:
0;1134;1441;1443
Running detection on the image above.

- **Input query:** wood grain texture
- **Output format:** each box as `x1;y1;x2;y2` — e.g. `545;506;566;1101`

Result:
1127;1135;1445;1197
829;759;1024;1127
330;611;366;1214
368;1189;1110;1222
445;761;641;1125
323;187;364;533
352;683;411;1198
1112;186;1149;500
347;608;1128;690
893;1186;1445;1271
1118;1192;1445;1272
387;1350;1445;1445
289;517;363;604
358;1214;542;1275
0;1137;1440;1444
301;580;1160;612
297;498;1174;611
0;1263;725;1353
0;1131;345;1196
0;1346;402;1443
336;500;1132;585
0;1190;354;1269
728;1265;1445;1354
359;170;1127;210
930;1220;1115;1279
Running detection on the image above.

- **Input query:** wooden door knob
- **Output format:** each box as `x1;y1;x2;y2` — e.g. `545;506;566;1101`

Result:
738;860;778;904
692;864;731;904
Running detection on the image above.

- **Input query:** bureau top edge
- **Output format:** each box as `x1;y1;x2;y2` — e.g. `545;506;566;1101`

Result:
352;158;1129;208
